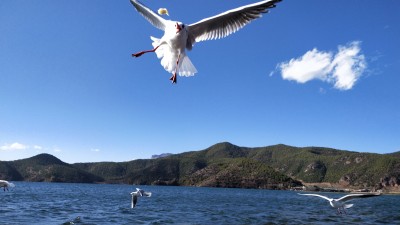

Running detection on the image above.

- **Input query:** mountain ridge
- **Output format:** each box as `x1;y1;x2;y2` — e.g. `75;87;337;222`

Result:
1;142;399;192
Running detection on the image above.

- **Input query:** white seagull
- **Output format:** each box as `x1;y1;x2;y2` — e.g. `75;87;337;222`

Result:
0;180;15;191
298;193;381;214
130;0;282;83
131;188;152;208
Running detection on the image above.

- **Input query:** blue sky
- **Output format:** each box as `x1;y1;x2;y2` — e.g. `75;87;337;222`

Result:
1;0;399;163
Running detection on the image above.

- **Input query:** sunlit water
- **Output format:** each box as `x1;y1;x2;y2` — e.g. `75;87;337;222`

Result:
0;182;398;224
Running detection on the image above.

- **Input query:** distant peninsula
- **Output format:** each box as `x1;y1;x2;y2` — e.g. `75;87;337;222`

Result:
1;142;399;192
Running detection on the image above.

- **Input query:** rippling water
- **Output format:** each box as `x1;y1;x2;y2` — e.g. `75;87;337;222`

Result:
0;182;399;224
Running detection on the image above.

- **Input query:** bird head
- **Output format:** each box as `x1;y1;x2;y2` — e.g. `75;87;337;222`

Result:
175;22;184;34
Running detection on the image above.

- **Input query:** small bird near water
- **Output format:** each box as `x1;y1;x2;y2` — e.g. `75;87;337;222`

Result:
131;188;152;208
298;192;381;214
130;0;282;83
0;180;15;191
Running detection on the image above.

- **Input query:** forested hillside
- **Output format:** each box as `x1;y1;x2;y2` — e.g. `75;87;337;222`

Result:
1;142;399;191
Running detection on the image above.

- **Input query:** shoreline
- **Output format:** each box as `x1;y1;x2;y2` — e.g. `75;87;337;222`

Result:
297;182;400;194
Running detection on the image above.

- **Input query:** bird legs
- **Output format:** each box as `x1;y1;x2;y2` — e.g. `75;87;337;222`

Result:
132;46;181;84
169;53;181;84
337;207;347;215
132;45;160;58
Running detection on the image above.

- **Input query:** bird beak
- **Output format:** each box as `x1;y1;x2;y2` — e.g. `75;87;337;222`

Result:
176;23;182;33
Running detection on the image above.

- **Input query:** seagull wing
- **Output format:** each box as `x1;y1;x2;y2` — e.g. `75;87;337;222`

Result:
136;188;144;196
131;194;138;208
130;0;167;31
0;180;14;188
8;182;15;188
337;193;381;202
143;191;152;197
187;0;281;44
298;193;333;202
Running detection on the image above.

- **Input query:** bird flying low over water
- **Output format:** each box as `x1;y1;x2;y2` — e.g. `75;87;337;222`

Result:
298;192;381;214
130;0;282;83
0;180;15;191
131;188;152;208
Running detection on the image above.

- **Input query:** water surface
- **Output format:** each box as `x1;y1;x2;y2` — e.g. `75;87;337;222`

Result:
1;182;398;224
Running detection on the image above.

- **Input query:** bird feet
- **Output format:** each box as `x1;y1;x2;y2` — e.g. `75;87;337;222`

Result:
170;73;177;84
132;52;144;57
132;46;160;58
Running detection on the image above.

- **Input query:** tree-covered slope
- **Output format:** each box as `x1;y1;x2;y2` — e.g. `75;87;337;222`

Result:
1;142;399;191
2;154;103;183
246;145;400;188
72;142;400;190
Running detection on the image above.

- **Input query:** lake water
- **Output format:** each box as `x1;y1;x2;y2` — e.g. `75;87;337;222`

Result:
0;182;399;224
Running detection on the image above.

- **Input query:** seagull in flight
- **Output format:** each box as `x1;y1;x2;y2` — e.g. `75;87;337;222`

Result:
130;0;282;83
298;192;381;214
131;188;152;208
0;180;15;191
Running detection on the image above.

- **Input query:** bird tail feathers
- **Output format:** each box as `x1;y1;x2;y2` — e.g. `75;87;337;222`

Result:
150;36;197;77
344;204;354;209
178;55;197;77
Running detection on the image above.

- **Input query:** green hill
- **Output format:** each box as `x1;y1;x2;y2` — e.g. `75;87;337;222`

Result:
1;142;399;191
388;151;400;158
74;142;400;191
2;153;103;183
0;161;23;181
260;145;399;188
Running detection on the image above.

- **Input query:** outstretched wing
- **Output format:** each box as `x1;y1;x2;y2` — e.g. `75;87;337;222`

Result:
298;193;332;201
131;194;138;208
338;193;381;202
187;0;281;44
0;180;15;188
130;0;167;31
143;191;152;197
8;182;15;188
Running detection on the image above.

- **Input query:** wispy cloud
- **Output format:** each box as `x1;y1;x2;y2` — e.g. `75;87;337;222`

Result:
1;142;65;155
275;41;367;90
91;148;100;152
0;142;29;151
33;145;43;150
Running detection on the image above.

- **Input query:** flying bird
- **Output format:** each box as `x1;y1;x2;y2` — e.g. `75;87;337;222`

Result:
0;180;15;191
131;188;152;208
298;192;381;214
130;0;282;83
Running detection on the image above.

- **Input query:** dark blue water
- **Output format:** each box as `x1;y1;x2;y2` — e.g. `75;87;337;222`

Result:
0;182;398;224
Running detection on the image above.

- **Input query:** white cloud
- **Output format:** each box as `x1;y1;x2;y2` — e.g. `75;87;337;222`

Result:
279;48;333;83
0;142;65;155
276;41;367;90
0;142;29;151
91;148;100;152
268;71;275;77
330;42;366;90
33;145;43;150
